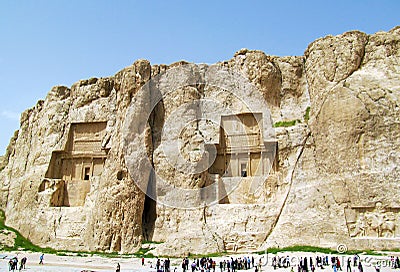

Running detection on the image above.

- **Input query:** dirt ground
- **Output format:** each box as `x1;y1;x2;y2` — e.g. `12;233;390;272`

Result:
0;251;398;272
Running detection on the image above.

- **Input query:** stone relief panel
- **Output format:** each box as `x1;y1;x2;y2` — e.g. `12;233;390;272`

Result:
224;234;259;252
345;202;399;239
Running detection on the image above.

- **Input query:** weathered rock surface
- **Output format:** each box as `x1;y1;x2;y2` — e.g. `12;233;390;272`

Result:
0;27;399;256
0;229;16;249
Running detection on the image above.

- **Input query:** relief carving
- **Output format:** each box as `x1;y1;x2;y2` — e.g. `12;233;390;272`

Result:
224;235;258;252
346;202;399;238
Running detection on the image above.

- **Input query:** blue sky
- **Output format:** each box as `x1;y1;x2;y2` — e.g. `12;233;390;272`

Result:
0;0;399;154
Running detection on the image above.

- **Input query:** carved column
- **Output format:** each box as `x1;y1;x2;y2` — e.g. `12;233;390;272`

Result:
248;152;251;176
81;160;84;180
261;151;264;175
236;153;239;176
91;160;94;177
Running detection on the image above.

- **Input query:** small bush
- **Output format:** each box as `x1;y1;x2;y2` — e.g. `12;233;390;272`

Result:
273;120;300;128
132;247;156;258
188;252;228;258
256;245;335;255
142;240;164;244
304;107;310;122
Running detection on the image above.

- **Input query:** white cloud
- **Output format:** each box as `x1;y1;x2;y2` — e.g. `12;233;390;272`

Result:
0;110;20;121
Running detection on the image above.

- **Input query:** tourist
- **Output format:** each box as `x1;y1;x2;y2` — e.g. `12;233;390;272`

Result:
8;259;12;271
142;257;145;266
183;259;187;272
374;263;380;272
116;262;120;272
9;257;18;271
166;258;171;272
192;260;197;272
321;256;326;269
353;255;358;267
19;256;27;271
39;254;44;265
8;259;14;272
395;257;400;269
357;261;363;272
304;256;308;272
337;257;342;271
316;256;322;268
347;257;351;272
232;258;237;272
157;258;161;271
185;258;189;270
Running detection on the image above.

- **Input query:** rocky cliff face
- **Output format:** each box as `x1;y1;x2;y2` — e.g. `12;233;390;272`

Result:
0;27;399;255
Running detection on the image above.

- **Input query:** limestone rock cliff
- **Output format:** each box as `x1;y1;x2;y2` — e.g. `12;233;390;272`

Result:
0;27;399;255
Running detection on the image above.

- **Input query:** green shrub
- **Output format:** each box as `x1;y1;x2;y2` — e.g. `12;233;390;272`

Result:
142;240;164;244
273;120;300;128
188;252;228;258
304;107;310;122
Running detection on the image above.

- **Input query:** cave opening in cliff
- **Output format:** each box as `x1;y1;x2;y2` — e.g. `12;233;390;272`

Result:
142;170;157;241
142;195;156;242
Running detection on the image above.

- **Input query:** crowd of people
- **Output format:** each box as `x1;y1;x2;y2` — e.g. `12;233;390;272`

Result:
4;251;400;271
149;254;400;272
7;256;27;271
178;256;256;272
151;257;172;272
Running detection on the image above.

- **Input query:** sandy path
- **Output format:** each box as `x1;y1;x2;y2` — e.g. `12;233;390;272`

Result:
0;251;397;272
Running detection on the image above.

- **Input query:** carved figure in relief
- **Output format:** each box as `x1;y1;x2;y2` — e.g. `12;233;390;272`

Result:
364;203;396;238
349;202;398;238
350;213;366;238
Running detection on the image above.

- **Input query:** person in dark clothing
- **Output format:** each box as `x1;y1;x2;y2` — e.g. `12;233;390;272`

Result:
353;256;358;267
347;258;352;272
19;257;27;270
358;261;363;272
304;257;308;272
